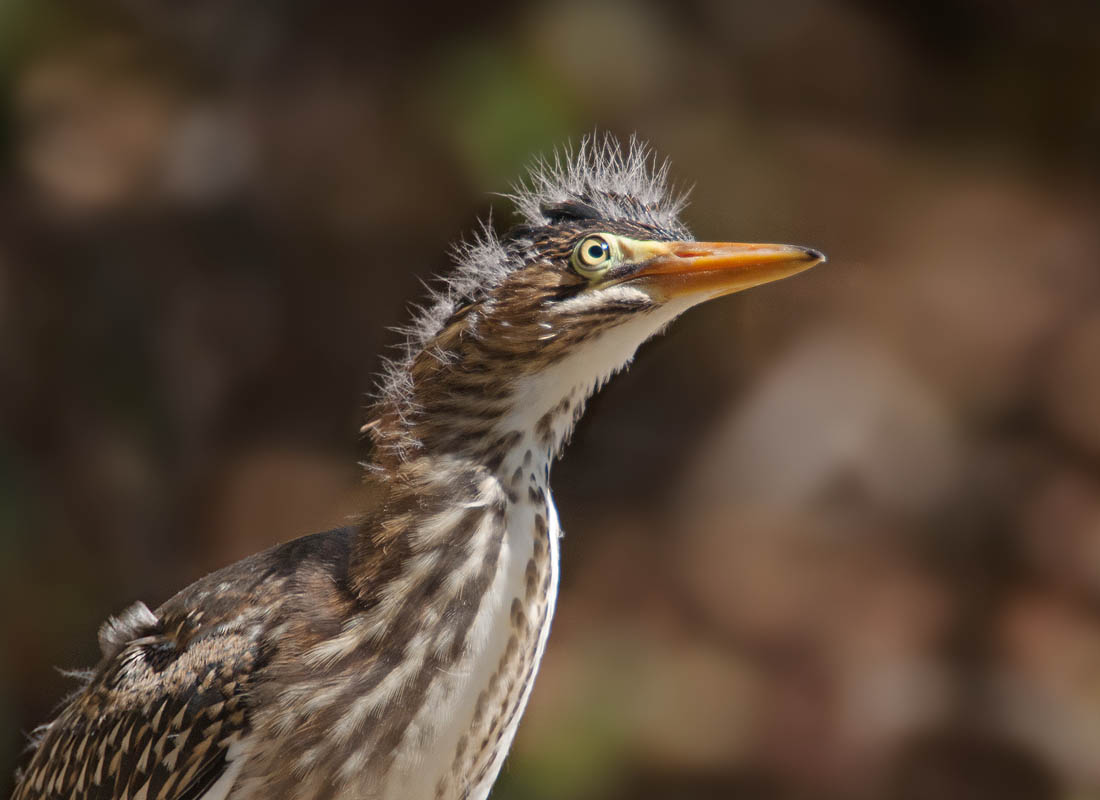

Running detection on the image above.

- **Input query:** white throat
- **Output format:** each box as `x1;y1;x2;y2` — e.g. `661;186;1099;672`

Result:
497;294;695;458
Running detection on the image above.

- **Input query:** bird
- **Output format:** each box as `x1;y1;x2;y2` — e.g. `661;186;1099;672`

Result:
11;136;824;800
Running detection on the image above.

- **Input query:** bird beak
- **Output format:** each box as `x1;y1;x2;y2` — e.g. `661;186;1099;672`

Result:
624;240;825;301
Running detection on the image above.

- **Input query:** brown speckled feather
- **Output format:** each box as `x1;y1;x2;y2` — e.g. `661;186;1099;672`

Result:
12;528;360;800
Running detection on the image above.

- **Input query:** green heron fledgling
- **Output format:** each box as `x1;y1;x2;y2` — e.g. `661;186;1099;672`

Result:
12;137;824;800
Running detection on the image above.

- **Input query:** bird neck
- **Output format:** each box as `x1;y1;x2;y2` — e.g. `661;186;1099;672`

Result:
339;307;688;774
368;348;584;479
369;300;687;477
346;386;563;799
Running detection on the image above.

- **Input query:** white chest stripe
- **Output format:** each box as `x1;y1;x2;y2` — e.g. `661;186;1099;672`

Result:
197;740;248;800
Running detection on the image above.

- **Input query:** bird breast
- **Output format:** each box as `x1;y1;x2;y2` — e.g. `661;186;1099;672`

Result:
282;451;561;800
433;463;559;800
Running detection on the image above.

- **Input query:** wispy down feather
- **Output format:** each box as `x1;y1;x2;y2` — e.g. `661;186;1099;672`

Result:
509;134;690;234
98;601;160;661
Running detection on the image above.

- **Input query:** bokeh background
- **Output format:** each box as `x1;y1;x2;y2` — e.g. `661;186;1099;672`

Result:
2;0;1100;797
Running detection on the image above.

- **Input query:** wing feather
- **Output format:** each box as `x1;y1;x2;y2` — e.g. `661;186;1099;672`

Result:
12;606;264;800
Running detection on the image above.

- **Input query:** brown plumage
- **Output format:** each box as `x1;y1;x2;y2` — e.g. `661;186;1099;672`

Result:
12;136;823;800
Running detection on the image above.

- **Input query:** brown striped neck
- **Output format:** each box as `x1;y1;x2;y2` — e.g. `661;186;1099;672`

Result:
349;453;504;604
367;293;691;476
338;428;558;796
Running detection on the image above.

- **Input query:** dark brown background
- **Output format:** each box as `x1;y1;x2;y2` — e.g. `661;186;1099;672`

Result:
2;1;1100;798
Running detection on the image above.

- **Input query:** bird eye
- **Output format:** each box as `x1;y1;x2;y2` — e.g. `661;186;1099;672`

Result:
572;235;615;276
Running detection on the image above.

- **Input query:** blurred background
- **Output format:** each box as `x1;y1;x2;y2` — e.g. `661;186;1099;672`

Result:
2;0;1099;798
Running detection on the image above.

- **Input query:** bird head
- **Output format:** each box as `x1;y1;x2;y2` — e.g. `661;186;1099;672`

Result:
369;136;824;468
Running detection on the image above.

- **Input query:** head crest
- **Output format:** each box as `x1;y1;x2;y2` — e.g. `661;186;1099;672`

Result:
508;134;690;234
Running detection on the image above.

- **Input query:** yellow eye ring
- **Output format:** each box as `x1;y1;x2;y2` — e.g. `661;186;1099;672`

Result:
572;235;616;276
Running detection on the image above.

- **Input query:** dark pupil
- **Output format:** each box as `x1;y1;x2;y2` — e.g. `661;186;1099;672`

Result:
587;242;606;260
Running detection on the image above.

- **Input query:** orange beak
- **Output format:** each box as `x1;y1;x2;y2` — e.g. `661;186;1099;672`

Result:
621;241;825;301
